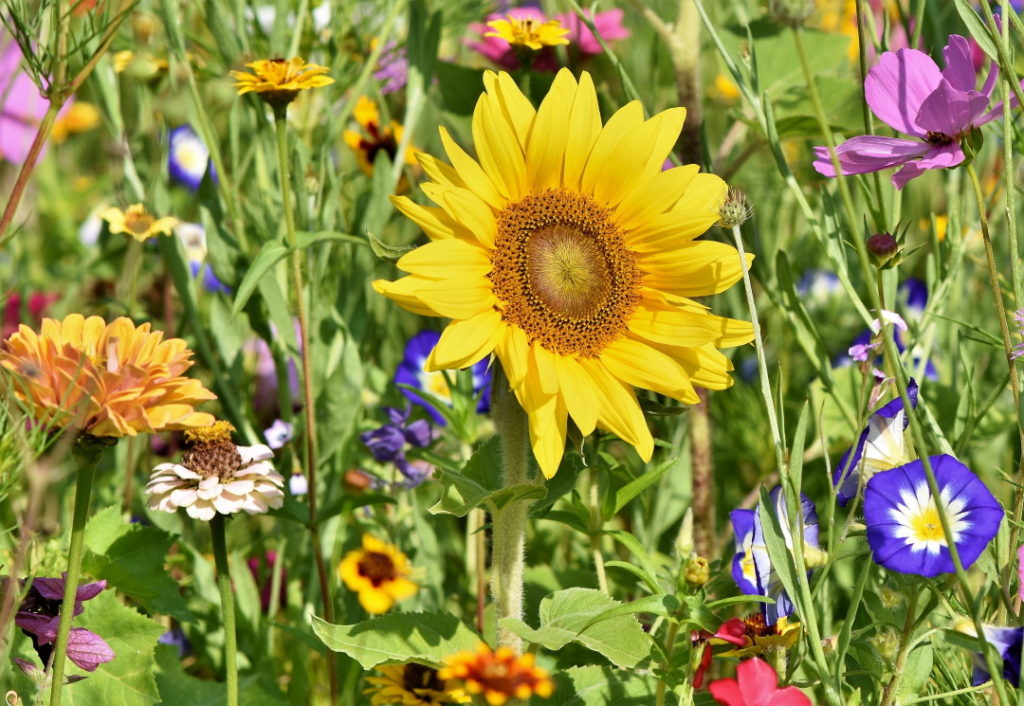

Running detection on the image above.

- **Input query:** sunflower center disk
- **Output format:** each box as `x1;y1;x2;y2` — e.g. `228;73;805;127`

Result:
490;189;642;357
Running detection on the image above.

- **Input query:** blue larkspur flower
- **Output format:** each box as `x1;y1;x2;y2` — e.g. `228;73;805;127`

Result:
394;330;492;425
796;269;840;302
168;125;216;191
970;625;1022;687
898;277;928;318
834;379;918;506
864;455;1003;577
730;487;819;625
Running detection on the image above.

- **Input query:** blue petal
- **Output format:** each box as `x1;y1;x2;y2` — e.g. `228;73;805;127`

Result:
730;509;755;551
898;277;928;315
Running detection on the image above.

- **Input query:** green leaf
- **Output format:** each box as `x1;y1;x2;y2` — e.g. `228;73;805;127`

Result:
952;0;998;61
529;665;659;705
499;588;651;668
311;612;481;669
429;436;547;516
897;645;933;700
611;458;673;516
56;591;164;706
82;506;194;622
154;645;288;705
604;530;664;595
295;230;366;249
231;241;289;315
367;230;416;261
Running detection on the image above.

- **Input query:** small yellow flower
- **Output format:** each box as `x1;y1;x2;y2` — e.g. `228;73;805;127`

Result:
112;50;170;76
338;534;418;614
51;102;100;142
230;57;334;108
365;663;471;705
718;615;801;658
439;643;554;705
101;204;178;242
485;14;570;51
343;96;420;176
710;74;741;102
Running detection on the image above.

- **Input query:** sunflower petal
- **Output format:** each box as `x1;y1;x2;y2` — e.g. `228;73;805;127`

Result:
428;309;504;370
552;355;598;435
580;101;645;200
579;358;653;461
642;242;754;296
602;336;699;403
439;126;504;209
562;72;603;191
525;68;576;191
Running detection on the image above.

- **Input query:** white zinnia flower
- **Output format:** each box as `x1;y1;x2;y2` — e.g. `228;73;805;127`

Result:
145;421;285;521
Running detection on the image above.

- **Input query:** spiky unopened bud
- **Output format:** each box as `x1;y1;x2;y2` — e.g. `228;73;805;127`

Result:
718;188;753;227
766;0;815;26
867;232;901;268
683;556;710;586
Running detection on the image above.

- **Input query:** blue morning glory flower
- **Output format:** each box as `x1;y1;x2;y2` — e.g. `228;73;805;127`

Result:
970;625;1022;688
394;330;492;426
168;125;216;191
834;379;918;506
864;455;1003;577
730;487;820;625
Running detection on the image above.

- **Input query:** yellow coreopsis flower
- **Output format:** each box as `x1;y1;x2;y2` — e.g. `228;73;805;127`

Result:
439;643;553;705
365;663;471;705
338;534;418;614
0;314;216;437
485;14;570;50
101;204;178;242
343;96;421;176
230;57;334;108
51;102;100;142
375;69;754;477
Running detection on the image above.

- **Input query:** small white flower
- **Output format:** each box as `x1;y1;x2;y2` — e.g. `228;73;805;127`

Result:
264;419;294;449
289;472;308;496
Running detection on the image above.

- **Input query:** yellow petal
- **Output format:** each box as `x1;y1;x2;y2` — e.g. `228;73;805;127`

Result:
579;358;653;461
615;165;699;230
415;278;497;320
525;68;576;191
552;355;597;435
562;72;603;191
439;126;504;209
496;325;530;391
579;101;645;200
628;302;719;347
373;277;446;317
390;196;462;241
601;336;699;403
642;242;753;296
483;71;536;150
396;239;493;278
473;94;527;201
531;343;559;396
643;106;687;176
520;370;567;478
416;151;465;190
592;108;685;207
427;310;504;370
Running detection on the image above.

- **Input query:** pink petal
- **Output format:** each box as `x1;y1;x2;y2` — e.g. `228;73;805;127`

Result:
942;35;976;92
767;687;812;706
708;677;744;706
915;79;988;136
737;658;779;705
891;141;964;189
66;628;115;672
812;135;928;177
865;48;943;137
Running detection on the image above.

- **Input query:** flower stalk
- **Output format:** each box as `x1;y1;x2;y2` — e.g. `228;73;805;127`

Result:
272;109;337;701
48;437;103;706
210;514;239;706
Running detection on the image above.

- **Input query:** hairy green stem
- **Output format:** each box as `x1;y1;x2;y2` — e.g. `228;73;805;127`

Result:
654;621;680;706
48;441;101;706
879;590;920;706
588;470;609;595
210;515;238;706
273;111;337;702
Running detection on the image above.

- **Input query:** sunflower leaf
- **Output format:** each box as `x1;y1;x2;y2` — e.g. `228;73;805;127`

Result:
311;612;480;669
429;436;547;516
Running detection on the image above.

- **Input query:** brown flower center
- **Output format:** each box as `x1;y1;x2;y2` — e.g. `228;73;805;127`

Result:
183;421;241;478
357;551;397;586
489;189;642;357
402;663;444;696
924;130;954;145
743;612;773;638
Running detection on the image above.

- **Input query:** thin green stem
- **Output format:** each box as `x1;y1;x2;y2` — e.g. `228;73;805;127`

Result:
48;440;101;706
210;515;238;706
588;470;608;595
491;368;533;653
273;111;337;702
654;621;680;706
879;589;920;706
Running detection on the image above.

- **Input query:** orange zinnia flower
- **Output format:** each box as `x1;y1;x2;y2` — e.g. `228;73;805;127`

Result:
439;643;553;705
1;314;216;437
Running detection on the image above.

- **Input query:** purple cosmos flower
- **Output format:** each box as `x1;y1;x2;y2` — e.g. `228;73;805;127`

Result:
965;625;1022;687
374;41;408;95
813;35;1019;189
864;455;1003;577
730;487;820;625
168;125;216;191
15;576;115;672
837;311;938;380
394;331;492;426
834;379;918;506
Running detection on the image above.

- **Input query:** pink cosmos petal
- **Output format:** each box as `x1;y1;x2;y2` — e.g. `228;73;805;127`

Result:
891;141;964;189
66;628;115;672
557;8;630;55
812;136;929;177
942;35;976;92
915;79;988;136
865;48;943;138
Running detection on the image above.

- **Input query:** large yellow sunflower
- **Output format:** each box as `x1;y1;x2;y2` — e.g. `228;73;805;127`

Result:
375;69;754;477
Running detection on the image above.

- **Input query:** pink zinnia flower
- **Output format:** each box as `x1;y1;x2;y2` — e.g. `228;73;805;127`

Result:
467;6;628;72
813;35;1018;189
709;657;811;706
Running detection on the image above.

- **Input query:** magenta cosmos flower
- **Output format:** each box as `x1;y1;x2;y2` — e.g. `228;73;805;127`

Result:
467;6;628;72
813;35;1017;189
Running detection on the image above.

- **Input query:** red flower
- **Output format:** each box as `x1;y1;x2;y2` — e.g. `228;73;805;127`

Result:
709;658;811;706
692;618;750;688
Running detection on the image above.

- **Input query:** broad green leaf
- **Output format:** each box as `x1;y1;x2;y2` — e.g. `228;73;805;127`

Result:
529;665;659;705
231;241;288;314
82;506;194;622
154;645;287;705
430;437;547;517
499;588;651;668
311;612;481;669
57;591;164;706
897;645;933;700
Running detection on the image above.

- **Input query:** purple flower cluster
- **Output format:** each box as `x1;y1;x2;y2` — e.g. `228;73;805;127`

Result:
360;407;434;487
15;576;115;672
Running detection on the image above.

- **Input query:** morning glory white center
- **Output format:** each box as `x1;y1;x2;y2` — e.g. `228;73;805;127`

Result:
889;483;971;554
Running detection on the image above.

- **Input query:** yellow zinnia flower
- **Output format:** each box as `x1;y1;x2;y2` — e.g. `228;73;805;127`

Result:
0;314;216;438
101;204;178;242
485;14;570;50
439;643;553;705
230;57;334;107
365;663;471;705
343;96;421;176
338;534;418;614
375;69;754;477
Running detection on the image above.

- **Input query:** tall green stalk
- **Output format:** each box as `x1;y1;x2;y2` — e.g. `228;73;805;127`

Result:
272;109;337;702
47;438;104;706
210;514;239;706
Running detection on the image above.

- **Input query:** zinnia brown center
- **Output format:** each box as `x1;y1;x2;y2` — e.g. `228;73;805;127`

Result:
357;551;397;586
489;189;642;357
402;663;443;695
